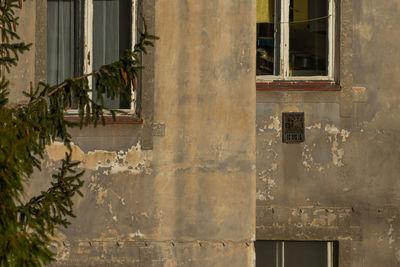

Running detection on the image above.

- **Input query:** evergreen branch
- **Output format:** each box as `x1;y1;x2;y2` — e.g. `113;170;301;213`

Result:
35;26;157;106
18;152;84;234
0;1;158;265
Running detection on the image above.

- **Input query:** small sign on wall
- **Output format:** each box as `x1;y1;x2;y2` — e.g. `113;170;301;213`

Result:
282;112;305;143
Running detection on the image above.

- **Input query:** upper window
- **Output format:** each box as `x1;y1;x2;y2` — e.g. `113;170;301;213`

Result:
47;0;137;111
256;0;335;81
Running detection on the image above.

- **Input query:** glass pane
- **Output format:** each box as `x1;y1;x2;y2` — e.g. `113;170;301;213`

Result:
284;241;328;267
47;0;75;86
47;0;83;109
92;0;132;109
255;241;281;267
289;0;329;76
257;0;280;76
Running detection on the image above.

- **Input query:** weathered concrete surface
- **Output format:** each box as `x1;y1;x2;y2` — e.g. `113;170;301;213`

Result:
152;0;256;242
23;0;256;266
11;0;400;266
8;0;36;103
50;241;254;267
256;1;400;266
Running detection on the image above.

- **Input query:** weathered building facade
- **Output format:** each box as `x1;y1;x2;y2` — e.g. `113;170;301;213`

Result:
9;0;400;266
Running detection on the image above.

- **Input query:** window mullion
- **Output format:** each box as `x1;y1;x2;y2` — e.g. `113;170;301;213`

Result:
328;0;335;79
84;0;93;100
131;0;137;111
281;0;289;79
327;242;333;267
131;0;137;51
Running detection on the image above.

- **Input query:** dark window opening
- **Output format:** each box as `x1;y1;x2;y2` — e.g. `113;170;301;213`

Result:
47;0;135;110
256;0;334;79
255;241;339;267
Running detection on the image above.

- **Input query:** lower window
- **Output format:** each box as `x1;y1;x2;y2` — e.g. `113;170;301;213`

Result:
255;241;338;267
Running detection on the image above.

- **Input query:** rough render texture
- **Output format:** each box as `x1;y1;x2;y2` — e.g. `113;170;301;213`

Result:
24;0;256;266
9;0;400;266
8;0;36;103
256;0;400;266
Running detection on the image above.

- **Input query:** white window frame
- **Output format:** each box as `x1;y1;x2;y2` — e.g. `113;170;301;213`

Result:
67;0;138;114
256;0;336;82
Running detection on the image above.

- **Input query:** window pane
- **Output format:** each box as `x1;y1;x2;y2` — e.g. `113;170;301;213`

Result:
47;0;83;109
284;241;328;267
47;0;75;85
92;0;132;109
257;0;280;76
289;0;329;76
255;241;281;267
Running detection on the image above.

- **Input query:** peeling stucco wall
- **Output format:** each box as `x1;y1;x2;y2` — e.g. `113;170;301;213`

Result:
46;142;152;175
18;0;256;266
9;0;400;266
256;1;400;266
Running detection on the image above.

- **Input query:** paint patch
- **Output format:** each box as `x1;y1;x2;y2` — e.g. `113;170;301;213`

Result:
129;230;145;239
325;124;350;167
46;142;152;175
327;214;337;225
306;123;321;130
324;124;340;135
258;162;278;200
341;129;350;142
52;231;70;261
388;224;395;246
95;185;108;205
396;249;400;263
301;144;325;172
256;190;268;201
259;170;268;183
268;116;281;137
59;247;70;261
270;163;277;172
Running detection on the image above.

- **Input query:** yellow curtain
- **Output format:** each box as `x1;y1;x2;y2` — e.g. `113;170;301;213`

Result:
257;0;274;23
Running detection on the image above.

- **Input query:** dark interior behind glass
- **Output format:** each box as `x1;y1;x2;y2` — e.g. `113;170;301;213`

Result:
256;0;280;76
92;0;132;109
289;0;328;76
255;241;338;267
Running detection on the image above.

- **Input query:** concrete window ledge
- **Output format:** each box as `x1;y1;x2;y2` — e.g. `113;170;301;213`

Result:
256;81;341;91
64;115;144;125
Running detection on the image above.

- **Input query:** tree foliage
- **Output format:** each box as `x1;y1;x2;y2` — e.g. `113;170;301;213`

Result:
0;1;157;265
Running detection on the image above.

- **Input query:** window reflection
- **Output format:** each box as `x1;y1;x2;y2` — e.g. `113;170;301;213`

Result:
92;0;132;109
256;0;279;76
289;0;329;76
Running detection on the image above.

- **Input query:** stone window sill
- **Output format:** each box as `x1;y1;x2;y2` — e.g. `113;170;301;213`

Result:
256;81;341;91
64;115;143;125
